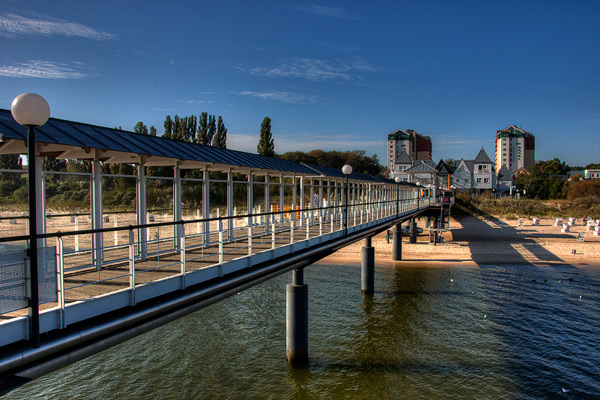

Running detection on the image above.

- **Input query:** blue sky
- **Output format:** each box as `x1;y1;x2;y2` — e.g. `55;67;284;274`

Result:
1;1;599;167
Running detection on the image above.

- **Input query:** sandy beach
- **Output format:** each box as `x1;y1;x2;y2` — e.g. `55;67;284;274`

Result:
324;216;600;267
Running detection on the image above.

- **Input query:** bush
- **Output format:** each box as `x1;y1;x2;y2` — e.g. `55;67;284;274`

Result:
567;180;600;200
12;186;29;203
0;179;22;197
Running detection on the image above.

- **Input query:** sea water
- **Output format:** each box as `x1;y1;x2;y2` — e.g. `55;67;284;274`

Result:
5;263;600;399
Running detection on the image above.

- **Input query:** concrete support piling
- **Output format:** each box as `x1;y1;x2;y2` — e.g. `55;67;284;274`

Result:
361;237;375;293
286;268;308;364
409;218;417;244
392;224;402;261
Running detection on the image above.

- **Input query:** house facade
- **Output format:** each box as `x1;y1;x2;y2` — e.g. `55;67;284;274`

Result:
451;148;495;192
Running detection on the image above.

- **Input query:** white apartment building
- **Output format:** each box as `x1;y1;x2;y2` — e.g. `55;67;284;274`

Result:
495;125;535;175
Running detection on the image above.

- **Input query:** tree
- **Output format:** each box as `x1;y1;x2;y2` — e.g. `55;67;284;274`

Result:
585;163;600;169
515;158;569;199
0;154;23;182
213;116;227;148
186;115;197;143
134;121;148;135
163;115;173;139
0;154;22;170
257;117;275;157
197;112;216;145
149;126;157;136
443;158;456;174
279;150;383;176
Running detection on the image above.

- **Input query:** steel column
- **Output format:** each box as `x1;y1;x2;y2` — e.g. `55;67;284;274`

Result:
410;218;417;244
392;224;402;261
361;237;374;293
286;268;308;364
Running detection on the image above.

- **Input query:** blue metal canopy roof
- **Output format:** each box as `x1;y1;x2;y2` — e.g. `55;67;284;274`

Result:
0;109;316;175
0;109;396;185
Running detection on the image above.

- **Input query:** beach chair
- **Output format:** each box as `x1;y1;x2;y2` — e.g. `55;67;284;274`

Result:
532;218;540;226
555;218;564;226
561;224;570;233
518;218;524;227
568;217;575;226
577;232;585;242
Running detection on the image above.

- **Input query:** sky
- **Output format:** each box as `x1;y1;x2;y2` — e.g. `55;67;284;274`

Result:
1;0;599;168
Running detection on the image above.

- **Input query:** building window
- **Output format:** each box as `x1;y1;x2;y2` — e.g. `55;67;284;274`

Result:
476;178;482;183
484;178;490;184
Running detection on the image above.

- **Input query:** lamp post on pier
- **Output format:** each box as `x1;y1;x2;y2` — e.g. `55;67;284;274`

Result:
11;92;50;348
395;176;401;216
342;164;352;235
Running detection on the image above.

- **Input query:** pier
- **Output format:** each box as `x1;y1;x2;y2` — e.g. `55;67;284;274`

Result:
0;107;449;394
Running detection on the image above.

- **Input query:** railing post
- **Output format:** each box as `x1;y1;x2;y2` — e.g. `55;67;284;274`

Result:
271;222;276;249
56;236;65;329
248;215;253;256
196;208;201;235
306;210;310;240
128;229;136;306
179;224;186;289
330;211;334;233
218;219;224;275
319;210;323;236
290;217;295;244
74;215;79;252
113;213;118;246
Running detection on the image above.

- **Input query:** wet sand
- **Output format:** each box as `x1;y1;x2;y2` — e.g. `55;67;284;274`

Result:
325;216;600;267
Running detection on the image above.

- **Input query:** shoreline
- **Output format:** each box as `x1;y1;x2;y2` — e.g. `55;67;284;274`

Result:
323;216;600;268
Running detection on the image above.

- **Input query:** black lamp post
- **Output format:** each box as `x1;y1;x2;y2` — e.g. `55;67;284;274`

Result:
11;92;50;348
342;164;352;235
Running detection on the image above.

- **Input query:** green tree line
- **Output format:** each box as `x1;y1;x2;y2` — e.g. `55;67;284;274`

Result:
515;159;600;200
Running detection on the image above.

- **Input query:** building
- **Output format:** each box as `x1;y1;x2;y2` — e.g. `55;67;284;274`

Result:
495;125;535;175
403;160;439;185
496;165;512;195
436;159;452;189
585;169;600;179
387;129;432;174
452;148;495;192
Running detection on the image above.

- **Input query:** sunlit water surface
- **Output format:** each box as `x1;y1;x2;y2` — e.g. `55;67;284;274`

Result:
6;263;600;399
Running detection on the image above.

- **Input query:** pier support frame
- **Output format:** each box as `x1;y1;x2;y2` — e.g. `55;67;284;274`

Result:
286;268;308;364
392;224;402;261
361;237;375;293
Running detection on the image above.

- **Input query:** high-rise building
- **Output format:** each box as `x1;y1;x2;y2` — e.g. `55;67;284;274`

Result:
495;125;535;175
387;129;432;172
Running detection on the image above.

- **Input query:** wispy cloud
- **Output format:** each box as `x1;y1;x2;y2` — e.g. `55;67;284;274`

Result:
177;99;212;105
240;56;378;82
433;135;484;148
233;90;317;104
0;13;115;40
0;60;88;79
292;5;360;20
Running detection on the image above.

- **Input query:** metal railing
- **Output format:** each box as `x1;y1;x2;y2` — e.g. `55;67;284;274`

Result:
0;195;434;343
